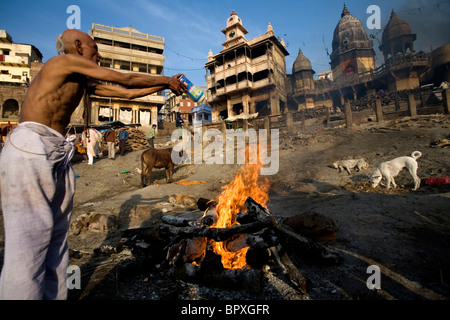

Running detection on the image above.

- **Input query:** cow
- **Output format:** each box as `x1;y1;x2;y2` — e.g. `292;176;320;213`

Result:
141;148;179;187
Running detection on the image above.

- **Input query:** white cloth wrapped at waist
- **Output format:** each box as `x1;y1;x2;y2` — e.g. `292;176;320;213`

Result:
7;121;76;173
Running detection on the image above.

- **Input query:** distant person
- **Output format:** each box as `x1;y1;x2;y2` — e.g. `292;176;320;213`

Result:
118;128;129;156
176;112;184;140
81;127;102;165
0;29;185;300
105;127;116;159
147;123;157;149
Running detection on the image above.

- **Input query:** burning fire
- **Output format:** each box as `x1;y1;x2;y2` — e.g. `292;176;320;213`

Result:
209;157;270;269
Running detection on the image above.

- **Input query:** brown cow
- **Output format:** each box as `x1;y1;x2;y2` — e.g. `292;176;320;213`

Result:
141;148;178;187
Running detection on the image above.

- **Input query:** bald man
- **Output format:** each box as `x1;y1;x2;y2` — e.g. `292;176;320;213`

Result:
0;29;185;300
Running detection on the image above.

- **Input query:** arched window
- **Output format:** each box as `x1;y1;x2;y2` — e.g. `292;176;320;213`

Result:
405;42;412;53
2;99;19;118
344;65;355;76
394;44;403;55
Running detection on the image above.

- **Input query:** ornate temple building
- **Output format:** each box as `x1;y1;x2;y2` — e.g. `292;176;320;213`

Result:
205;10;289;121
330;5;376;82
206;6;449;117
287;5;434;112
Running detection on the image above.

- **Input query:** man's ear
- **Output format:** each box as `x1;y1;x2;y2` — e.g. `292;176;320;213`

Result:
75;39;83;55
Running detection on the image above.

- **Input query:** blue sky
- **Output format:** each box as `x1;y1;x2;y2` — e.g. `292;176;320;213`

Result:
2;0;449;86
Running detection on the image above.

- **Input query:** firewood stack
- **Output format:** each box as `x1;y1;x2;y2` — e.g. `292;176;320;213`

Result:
118;127;149;152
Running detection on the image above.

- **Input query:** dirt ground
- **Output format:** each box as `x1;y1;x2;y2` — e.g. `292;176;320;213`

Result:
1;114;449;301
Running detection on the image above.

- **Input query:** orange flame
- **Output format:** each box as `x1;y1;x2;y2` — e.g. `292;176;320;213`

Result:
211;155;270;269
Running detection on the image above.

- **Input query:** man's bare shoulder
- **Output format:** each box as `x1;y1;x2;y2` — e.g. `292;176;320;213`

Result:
45;54;90;69
38;54;96;84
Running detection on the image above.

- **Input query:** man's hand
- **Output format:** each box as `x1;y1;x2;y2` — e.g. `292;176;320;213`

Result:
167;73;187;96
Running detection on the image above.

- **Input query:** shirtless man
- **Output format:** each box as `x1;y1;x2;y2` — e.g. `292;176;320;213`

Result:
0;29;185;300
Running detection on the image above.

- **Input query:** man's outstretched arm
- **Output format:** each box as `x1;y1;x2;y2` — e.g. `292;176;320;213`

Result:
88;81;167;99
58;54;185;95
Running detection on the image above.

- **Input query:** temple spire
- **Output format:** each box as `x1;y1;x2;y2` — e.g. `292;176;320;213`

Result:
341;4;350;17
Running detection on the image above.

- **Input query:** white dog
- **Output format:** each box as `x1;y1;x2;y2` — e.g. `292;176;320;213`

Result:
332;159;369;175
370;151;422;191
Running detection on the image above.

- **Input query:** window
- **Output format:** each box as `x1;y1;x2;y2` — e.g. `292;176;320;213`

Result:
94;37;112;46
120;60;131;71
132;44;147;52
100;58;112;68
138;63;148;73
114;41;130;49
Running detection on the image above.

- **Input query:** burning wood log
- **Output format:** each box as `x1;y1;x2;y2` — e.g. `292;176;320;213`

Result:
197;197;217;211
200;207;219;227
160;216;275;242
225;234;250;252
225;228;278;253
166;237;207;266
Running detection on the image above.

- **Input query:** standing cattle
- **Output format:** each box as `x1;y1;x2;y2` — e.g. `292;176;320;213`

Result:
141;148;177;187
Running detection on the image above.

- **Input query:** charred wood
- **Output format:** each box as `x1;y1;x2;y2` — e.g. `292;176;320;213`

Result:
161;215;202;227
160;216;276;242
245;247;271;269
263;268;310;300
269;246;312;293
236;212;256;224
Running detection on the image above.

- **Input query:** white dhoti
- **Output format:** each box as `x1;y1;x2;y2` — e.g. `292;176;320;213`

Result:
81;128;101;165
0;121;75;300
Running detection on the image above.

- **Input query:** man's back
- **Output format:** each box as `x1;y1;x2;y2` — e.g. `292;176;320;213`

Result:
20;55;87;135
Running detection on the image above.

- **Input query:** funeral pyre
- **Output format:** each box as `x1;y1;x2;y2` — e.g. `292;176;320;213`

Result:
111;158;342;299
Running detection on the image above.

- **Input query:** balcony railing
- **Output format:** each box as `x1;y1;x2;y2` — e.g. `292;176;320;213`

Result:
209;78;271;99
92;24;164;43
